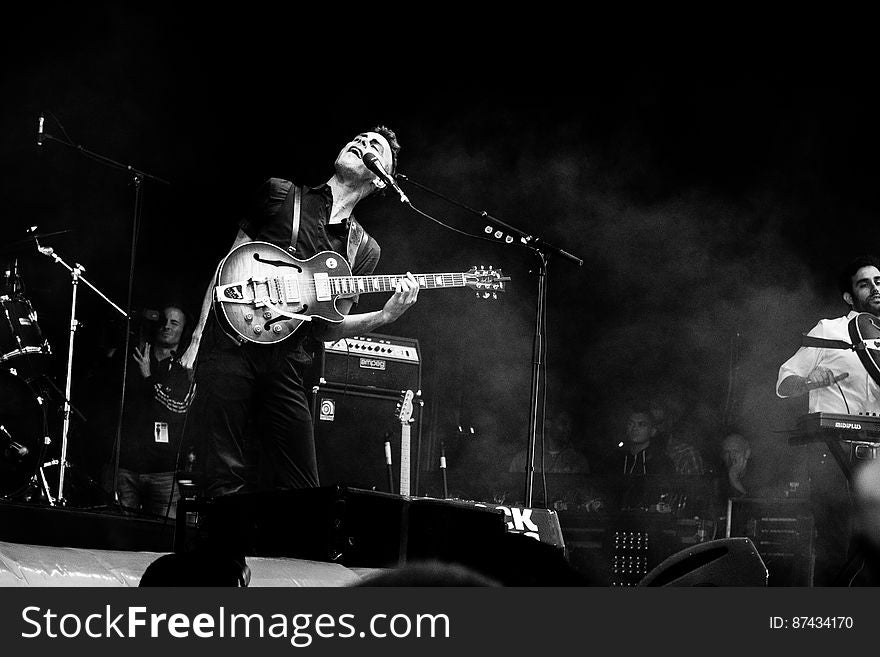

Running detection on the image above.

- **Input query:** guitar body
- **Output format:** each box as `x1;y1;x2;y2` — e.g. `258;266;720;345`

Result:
849;312;880;386
214;241;352;345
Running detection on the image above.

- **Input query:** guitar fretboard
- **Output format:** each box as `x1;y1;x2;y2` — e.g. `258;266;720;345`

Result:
329;273;467;296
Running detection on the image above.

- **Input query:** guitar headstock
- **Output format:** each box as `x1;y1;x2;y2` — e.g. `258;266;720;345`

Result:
397;389;415;424
464;266;510;299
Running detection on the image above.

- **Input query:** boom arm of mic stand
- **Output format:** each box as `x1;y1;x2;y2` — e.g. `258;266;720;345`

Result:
37;132;171;186
396;173;583;266
36;246;128;319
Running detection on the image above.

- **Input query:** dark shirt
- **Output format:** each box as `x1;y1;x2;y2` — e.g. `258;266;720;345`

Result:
120;350;194;473
239;180;381;293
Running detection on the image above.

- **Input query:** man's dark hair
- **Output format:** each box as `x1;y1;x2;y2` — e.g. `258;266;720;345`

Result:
369;124;401;176
626;404;656;424
838;255;880;296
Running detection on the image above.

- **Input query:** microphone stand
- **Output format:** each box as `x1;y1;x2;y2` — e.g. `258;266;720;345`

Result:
37;119;169;504
396;173;582;508
34;239;128;506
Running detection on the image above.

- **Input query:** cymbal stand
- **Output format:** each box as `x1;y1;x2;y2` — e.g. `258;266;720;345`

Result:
395;173;583;508
35;236;127;506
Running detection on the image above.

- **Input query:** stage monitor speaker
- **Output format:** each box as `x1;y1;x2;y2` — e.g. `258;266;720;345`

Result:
311;386;422;494
638;537;768;587
192;486;510;570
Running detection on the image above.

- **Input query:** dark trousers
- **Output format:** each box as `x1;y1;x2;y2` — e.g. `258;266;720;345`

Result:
808;441;879;586
188;319;319;498
116;467;179;518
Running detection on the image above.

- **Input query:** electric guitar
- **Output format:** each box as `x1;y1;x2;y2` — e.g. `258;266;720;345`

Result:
214;241;509;344
849;311;880;387
396;389;416;497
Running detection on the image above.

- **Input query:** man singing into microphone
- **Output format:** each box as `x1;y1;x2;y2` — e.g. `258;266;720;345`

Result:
777;255;880;585
180;126;419;500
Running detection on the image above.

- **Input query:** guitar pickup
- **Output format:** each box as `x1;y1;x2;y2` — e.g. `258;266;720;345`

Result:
281;275;302;303
313;273;332;302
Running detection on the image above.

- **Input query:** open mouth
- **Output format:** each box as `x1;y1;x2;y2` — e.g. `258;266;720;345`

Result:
347;146;363;158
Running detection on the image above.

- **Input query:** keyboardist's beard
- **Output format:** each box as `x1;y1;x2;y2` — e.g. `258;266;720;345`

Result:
853;295;880;316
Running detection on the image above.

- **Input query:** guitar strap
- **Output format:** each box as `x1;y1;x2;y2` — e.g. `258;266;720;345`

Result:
287;184;302;252
346;218;365;269
799;313;880;387
800;335;859;350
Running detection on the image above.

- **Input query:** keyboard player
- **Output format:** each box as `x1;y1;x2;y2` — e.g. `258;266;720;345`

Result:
776;255;880;585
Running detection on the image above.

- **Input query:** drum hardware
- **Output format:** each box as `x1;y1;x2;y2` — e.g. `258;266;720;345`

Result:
0;369;51;502
34;231;128;507
2;257;21;296
1;229;72;253
0;294;52;382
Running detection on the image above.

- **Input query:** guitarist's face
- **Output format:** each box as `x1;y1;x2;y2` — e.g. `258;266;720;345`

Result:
335;132;394;188
845;265;880;316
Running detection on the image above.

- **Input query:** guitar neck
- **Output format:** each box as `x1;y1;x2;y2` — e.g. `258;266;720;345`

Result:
400;424;411;497
329;272;468;297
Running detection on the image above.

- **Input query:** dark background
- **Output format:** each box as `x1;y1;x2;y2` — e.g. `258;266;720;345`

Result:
2;6;877;498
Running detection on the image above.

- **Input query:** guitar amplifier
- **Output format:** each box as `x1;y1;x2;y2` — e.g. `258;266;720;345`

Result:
321;333;421;394
311;386;423;493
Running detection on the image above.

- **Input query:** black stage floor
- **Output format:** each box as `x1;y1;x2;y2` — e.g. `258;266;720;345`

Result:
0;498;176;553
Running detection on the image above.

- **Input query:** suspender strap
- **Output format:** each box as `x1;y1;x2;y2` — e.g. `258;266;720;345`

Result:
290;185;302;250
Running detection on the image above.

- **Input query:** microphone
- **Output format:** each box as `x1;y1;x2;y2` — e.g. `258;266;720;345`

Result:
362;152;409;204
37;114;44;146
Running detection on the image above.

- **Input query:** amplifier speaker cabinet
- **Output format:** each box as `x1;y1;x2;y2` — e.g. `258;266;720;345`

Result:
321;333;420;394
311;386;423;494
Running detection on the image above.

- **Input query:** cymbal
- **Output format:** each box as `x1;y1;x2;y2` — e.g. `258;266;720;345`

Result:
2;229;73;252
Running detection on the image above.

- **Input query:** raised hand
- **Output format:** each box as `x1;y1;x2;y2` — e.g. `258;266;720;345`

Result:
132;342;151;378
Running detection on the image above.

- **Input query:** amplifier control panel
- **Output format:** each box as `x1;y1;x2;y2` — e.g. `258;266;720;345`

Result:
324;335;420;364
